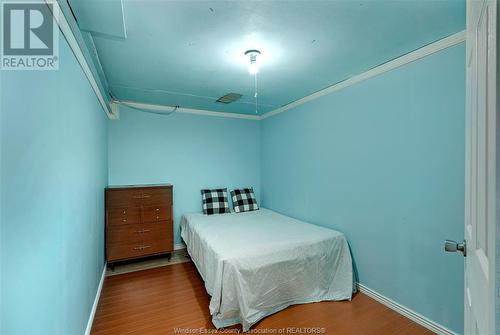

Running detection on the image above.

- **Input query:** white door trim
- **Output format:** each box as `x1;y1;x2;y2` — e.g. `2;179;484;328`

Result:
463;0;497;333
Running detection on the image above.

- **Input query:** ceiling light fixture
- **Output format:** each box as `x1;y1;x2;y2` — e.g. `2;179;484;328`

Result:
245;49;261;114
245;49;261;74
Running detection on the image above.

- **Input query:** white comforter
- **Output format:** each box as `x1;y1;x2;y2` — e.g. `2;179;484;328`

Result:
180;208;353;330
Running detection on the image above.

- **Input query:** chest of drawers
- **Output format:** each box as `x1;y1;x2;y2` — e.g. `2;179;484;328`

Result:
105;184;173;263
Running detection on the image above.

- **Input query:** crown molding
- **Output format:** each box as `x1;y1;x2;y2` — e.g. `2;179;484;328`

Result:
44;3;465;124
114;30;465;122
46;0;117;119
261;30;466;120
115;100;261;120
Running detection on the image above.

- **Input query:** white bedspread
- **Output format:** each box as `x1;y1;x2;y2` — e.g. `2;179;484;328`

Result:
180;208;353;330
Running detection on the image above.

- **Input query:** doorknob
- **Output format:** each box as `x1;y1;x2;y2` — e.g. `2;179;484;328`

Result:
444;239;467;257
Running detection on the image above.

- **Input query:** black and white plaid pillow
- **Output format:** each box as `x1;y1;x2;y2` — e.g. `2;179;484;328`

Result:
230;188;259;213
201;188;230;215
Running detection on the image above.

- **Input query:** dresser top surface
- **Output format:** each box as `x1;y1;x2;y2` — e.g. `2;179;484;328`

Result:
106;184;172;190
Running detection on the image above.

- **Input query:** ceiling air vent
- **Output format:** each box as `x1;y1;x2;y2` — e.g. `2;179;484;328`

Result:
216;93;242;104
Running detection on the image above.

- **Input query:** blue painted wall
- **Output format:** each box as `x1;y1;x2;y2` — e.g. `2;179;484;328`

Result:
107;107;261;245
260;44;465;333
0;33;108;334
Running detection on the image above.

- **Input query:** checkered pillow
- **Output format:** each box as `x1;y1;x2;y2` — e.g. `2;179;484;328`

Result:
201;188;230;215
230;188;259;213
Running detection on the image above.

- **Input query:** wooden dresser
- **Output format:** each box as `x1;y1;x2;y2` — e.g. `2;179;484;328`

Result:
105;184;173;265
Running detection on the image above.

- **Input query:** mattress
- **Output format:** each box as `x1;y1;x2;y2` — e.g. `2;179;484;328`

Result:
180;208;353;330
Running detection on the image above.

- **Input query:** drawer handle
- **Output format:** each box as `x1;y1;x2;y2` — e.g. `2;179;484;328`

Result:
133;245;151;250
133;194;151;199
156;208;160;212
156;216;160;220
122;210;126;214
135;229;151;234
122;219;127;222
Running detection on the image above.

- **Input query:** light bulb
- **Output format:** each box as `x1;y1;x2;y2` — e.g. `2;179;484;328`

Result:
245;49;261;75
248;62;259;75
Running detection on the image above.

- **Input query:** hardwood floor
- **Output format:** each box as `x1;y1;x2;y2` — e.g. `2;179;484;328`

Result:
91;262;433;335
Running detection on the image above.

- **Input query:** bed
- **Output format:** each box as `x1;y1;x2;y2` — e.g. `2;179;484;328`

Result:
180;208;353;330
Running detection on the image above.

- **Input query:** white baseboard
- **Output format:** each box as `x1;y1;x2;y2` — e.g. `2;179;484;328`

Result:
174;243;186;251
84;264;107;335
357;283;457;335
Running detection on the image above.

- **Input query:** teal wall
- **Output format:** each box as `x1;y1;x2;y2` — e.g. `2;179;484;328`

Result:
0;33;464;334
260;44;465;333
107;107;261;245
0;33;108;334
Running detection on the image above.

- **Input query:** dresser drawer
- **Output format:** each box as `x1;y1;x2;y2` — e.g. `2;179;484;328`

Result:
107;222;171;245
106;189;142;208
142;206;171;223
141;187;172;206
107;223;142;245
107;207;141;226
141;221;172;243
107;238;172;262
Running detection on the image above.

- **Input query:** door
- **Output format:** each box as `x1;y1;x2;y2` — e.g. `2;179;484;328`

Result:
463;0;497;334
